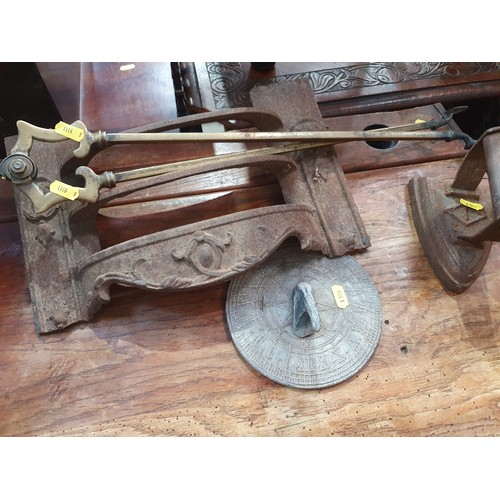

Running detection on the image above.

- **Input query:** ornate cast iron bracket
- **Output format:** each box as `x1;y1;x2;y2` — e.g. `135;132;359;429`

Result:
5;80;373;333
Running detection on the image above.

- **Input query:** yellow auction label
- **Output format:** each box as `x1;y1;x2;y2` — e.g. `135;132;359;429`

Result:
415;119;426;124
50;180;80;200
460;198;483;211
332;284;349;309
55;121;85;142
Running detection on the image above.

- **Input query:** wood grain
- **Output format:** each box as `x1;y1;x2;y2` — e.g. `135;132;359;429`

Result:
0;158;498;436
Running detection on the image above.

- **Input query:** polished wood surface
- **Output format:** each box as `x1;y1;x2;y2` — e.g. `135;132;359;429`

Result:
36;62;178;131
1;149;498;436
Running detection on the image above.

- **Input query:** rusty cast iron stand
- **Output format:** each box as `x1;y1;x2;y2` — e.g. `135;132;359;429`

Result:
408;126;500;293
3;80;373;333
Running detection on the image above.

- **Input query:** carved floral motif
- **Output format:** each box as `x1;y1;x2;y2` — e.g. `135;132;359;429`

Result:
206;62;500;109
172;230;232;276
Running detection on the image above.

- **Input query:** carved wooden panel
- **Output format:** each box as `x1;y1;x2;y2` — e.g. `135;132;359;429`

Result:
181;62;500;116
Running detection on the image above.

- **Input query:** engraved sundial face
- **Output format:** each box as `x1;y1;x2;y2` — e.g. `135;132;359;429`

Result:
226;246;382;389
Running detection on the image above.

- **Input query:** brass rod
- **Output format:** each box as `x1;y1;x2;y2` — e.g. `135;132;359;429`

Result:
108;129;459;145
113;129;468;184
114;141;337;182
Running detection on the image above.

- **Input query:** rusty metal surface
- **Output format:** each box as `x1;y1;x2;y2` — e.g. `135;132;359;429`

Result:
408;177;492;293
408;127;500;293
250;80;370;257
226;244;382;389
5;79;372;333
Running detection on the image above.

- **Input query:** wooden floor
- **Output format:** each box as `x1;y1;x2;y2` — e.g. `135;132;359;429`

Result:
1;155;499;436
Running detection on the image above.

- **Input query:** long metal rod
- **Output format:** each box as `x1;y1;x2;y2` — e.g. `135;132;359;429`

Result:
113;130;469;184
114;141;336;182
63;105;473;160
107;129;465;145
111;107;472;184
106;106;469;146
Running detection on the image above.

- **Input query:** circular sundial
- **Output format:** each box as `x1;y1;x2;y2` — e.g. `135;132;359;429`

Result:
226;246;382;389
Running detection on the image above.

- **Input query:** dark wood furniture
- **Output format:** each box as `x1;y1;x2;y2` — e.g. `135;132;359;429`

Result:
36;62;178;131
180;62;500;118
